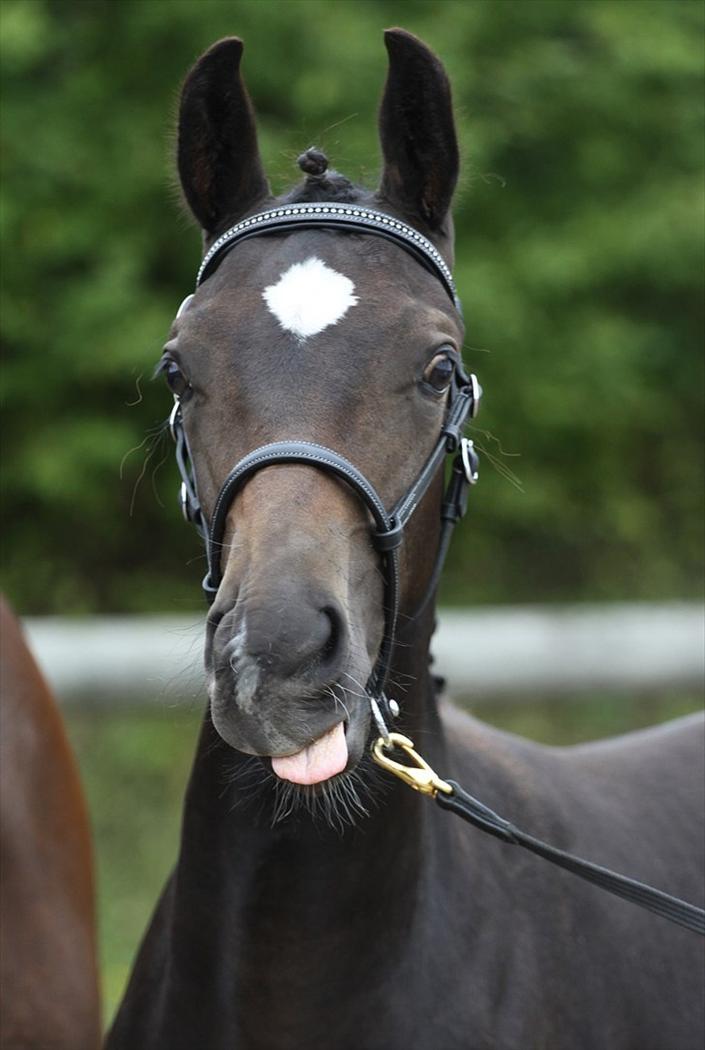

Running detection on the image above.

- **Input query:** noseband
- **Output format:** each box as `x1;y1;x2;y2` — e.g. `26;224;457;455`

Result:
169;203;481;735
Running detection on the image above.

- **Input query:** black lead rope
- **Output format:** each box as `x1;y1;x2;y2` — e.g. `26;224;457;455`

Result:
438;781;705;935
372;734;705;936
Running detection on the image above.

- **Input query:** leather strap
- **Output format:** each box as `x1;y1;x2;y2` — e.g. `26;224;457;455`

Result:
196;202;461;313
437;781;705;935
170;402;206;542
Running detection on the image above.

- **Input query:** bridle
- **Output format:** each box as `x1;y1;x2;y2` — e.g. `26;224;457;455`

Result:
168;202;481;737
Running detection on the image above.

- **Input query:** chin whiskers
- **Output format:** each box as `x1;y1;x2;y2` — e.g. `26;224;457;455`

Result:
219;754;272;808
269;766;372;832
323;683;351;722
218;747;386;831
339;670;369;702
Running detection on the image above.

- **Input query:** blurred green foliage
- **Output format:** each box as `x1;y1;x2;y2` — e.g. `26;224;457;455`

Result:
2;0;703;612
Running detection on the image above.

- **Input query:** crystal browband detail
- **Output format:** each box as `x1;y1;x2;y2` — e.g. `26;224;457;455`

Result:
196;203;461;312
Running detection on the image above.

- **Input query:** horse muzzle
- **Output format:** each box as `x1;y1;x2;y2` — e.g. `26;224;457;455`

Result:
206;579;374;782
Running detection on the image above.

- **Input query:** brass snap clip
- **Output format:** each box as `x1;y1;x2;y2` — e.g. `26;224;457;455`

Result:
372;733;453;798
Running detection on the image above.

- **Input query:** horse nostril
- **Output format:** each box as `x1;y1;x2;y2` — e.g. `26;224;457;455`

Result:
319;605;343;668
231;595;348;684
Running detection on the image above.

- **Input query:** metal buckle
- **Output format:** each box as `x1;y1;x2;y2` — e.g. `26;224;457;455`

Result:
372;733;452;797
169;399;181;443
369;695;392;745
179;481;191;523
175;293;194;319
469;373;482;418
460;437;479;484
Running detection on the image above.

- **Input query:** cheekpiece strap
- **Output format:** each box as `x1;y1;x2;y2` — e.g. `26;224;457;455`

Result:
196;203;461;314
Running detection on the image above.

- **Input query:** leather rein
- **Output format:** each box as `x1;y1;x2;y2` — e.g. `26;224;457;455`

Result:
168;201;704;937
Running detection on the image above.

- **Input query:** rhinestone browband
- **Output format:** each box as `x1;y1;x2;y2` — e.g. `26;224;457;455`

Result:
196;202;461;313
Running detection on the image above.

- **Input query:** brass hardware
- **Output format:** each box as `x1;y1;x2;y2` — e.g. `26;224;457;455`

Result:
372;732;453;797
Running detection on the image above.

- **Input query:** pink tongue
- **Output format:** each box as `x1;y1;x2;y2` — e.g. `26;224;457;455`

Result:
271;722;348;785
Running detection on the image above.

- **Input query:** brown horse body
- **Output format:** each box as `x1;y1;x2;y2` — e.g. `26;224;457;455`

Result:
0;598;101;1049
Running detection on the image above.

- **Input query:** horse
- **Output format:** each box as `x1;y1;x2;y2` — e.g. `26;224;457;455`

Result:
106;30;704;1049
0;597;101;1049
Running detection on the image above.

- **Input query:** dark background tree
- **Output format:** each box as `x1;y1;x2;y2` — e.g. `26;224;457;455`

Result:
2;0;703;613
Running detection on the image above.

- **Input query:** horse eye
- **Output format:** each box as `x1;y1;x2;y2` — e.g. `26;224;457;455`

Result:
423;352;455;393
164;359;191;399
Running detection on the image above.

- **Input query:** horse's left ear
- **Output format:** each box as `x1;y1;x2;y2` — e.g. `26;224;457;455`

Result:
177;37;270;236
377;29;459;232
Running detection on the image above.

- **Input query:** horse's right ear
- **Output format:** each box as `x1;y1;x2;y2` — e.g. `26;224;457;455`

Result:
177;38;269;236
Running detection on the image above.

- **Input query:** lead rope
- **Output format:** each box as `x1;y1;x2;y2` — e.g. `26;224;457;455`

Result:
372;734;705;936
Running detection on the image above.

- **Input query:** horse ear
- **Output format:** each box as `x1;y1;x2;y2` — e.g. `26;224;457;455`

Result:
377;29;459;231
177;37;269;235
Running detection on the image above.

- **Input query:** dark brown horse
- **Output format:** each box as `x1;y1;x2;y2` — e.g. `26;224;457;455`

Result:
107;31;704;1049
0;597;101;1049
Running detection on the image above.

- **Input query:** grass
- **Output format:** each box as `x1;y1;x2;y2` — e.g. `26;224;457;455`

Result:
64;691;703;1028
66;705;202;1022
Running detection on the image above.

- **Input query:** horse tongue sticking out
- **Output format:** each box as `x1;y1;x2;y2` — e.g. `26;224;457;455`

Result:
271;722;348;785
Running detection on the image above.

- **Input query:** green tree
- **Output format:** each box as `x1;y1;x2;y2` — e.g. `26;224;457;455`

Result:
1;0;703;612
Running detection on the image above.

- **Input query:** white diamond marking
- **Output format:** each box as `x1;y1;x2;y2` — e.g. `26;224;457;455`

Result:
262;256;358;340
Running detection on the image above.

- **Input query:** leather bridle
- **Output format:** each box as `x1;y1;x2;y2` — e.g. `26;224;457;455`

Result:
168;202;481;736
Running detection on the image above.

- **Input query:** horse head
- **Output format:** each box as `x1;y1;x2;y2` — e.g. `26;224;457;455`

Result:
162;30;472;793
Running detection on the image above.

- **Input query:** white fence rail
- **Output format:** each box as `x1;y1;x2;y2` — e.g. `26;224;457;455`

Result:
22;603;704;706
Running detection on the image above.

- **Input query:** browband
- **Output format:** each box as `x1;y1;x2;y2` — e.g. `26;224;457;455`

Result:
196;202;461;313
